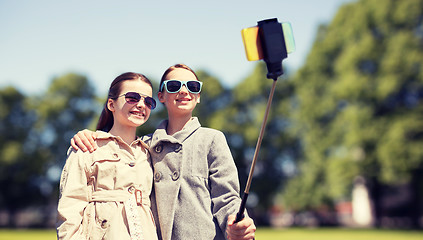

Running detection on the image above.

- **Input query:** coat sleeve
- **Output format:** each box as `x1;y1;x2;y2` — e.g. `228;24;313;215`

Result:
56;148;91;240
207;131;243;234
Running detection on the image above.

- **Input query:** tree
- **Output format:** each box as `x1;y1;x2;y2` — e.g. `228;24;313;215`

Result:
194;70;230;127
0;87;49;227
27;73;99;226
33;73;99;166
281;0;423;226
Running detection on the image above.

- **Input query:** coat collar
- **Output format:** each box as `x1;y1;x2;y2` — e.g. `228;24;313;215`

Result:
95;130;149;150
149;117;201;148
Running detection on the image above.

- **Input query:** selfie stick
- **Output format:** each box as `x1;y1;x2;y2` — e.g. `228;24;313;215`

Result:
235;18;294;223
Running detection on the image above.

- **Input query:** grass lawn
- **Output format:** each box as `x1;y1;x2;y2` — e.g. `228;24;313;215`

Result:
0;228;422;240
255;227;423;240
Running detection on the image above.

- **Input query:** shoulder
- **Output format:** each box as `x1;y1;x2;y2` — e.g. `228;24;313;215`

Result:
193;127;229;152
196;127;226;140
66;146;91;159
64;146;92;172
66;139;117;164
90;139;122;159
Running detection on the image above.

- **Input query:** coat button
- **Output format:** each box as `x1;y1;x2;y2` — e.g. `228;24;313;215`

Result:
101;219;108;229
155;144;163;153
112;153;119;159
128;161;135;167
172;171;179;181
154;172;162;182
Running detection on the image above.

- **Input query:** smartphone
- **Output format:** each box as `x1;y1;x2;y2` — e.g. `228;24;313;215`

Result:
241;22;295;61
241;26;263;61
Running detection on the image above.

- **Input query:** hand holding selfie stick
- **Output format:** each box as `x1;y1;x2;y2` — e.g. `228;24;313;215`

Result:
235;18;295;223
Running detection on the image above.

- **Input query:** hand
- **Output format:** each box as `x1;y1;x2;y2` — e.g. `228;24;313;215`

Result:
226;215;256;240
70;129;98;152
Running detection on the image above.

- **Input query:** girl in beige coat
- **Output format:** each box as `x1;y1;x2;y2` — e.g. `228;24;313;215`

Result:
57;72;158;240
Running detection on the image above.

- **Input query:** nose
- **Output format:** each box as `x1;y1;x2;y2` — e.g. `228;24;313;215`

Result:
136;97;146;108
179;84;189;94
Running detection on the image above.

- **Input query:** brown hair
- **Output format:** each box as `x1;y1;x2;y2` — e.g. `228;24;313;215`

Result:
96;72;153;132
158;63;199;92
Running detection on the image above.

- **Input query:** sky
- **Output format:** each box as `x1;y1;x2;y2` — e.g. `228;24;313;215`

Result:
0;0;355;96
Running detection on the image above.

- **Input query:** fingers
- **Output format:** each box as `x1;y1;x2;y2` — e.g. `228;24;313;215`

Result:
71;134;84;151
71;138;78;150
82;130;98;152
71;130;97;152
227;215;236;226
227;215;256;240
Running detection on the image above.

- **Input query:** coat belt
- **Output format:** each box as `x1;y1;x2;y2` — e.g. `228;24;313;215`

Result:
90;189;150;207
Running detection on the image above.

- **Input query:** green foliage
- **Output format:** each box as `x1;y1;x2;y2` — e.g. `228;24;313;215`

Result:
193;69;227;128
35;73;98;126
0;87;50;222
1;141;21;165
282;0;423;211
0;74;98;227
30;73;99;170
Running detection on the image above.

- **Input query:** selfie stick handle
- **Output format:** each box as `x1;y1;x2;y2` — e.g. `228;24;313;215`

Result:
235;79;277;223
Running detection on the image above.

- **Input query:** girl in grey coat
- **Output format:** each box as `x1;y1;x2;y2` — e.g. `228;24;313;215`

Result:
71;64;256;240
149;64;255;240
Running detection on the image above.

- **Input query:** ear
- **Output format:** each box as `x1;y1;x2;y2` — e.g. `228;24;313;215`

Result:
158;92;166;103
107;99;115;112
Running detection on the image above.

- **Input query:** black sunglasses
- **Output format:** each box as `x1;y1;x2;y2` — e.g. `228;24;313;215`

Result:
116;92;156;110
160;80;203;94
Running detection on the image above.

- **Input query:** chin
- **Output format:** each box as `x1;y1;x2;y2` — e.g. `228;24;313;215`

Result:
129;117;147;126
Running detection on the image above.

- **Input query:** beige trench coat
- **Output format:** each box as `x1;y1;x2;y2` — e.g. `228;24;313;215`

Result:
57;131;157;240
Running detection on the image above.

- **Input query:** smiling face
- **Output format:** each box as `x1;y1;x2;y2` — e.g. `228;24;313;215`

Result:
158;67;201;118
108;79;153;131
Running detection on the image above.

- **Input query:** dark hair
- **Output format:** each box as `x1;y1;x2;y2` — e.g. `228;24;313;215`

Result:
158;63;199;92
96;72;153;132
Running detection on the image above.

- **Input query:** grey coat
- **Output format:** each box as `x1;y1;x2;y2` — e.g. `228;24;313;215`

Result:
143;117;243;240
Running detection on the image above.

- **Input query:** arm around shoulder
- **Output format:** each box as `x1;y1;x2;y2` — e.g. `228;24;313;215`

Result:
70;129;98;152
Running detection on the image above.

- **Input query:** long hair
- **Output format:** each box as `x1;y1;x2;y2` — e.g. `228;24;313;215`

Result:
158;63;199;92
96;72;153;132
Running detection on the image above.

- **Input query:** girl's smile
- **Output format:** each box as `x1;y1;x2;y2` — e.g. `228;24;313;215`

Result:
129;109;147;118
176;96;193;103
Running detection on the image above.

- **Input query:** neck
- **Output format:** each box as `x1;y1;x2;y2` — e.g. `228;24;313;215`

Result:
109;125;137;145
166;113;192;135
